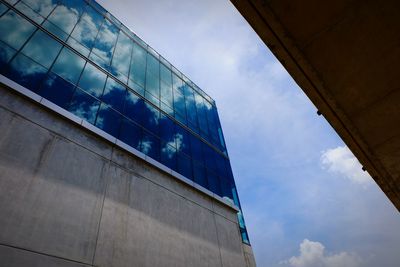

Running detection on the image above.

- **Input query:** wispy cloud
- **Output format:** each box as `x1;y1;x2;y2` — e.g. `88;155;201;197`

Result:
321;146;372;185
282;239;362;267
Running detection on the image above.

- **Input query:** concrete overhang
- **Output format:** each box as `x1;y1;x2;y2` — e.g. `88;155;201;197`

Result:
230;0;400;210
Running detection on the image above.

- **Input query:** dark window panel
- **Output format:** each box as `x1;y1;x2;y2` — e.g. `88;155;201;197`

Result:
95;104;122;137
190;133;204;164
202;143;217;172
0;3;8;16
38;72;75;109
160;142;177;170
101;77;126;113
51;47;85;84
0;10;36;50
159;114;175;144
140;130;160;161
78;62;107;98
123;90;144;123
68;88;100;124
6;52;47;92
0;41;17;67
207;170;221;197
177;152;193;181
142;102;160;135
215;153;227;179
193;162;208;189
175;124;191;155
119;118;142;150
21;30;62;69
220;176;233;200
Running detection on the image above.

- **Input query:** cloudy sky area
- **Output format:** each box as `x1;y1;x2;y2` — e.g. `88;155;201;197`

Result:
98;1;400;266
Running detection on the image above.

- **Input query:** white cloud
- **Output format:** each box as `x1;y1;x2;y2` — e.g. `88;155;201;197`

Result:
283;239;362;267
321;146;372;185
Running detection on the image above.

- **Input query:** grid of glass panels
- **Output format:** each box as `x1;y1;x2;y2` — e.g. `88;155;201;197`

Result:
0;0;249;244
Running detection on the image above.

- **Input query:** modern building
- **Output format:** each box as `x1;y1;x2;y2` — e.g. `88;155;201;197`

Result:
230;0;400;211
0;0;256;266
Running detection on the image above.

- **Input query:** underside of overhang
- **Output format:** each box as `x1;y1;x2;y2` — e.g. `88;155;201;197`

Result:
230;0;400;211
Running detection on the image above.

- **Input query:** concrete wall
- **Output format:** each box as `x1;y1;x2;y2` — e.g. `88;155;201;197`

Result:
0;84;256;267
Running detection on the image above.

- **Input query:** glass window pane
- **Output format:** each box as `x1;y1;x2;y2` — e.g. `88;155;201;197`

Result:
175;125;190;155
66;37;90;57
21;30;62;69
0;10;36;50
111;31;132;77
207;170;221;196
95;104;122;137
141;131;160;161
128;79;144;96
101;77;126;113
123;90;143;123
70;10;101;50
51;47;85;84
46;0;84;35
78;62;107;97
190;134;203;164
174;89;186;117
129;43;146;87
22;0;56;18
220;177;233;200
142;102;159;135
15;1;44;24
6;52;47;91
159;114;175;144
160;63;171;85
68;88;100;124
0;41;17;66
177;152;193;180
193;162;208;189
92;19;119;65
146;53;159;75
161;142;176;170
160;80;173;107
119;118;142;150
145;72;159;98
42;20;69;41
38;72;75;108
0;4;8;16
203;143;217;172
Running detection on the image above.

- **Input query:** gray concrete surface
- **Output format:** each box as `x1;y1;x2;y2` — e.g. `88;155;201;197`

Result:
0;85;256;266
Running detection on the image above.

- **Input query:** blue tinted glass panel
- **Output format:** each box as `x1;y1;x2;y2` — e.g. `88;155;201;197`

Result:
0;10;36;50
0;41;17;66
0;4;8;16
102;77;126;112
46;2;82;36
193;162;207;189
78;62;106;97
92;19;118;64
123;90;143;123
142;102;159;135
160;63;171;84
215;153;227;178
177;152;192;180
42;20;69;41
175;125;190;155
119;118;141;150
66;37;90;57
38;72;75;108
128;79;144;96
190;134;203;164
21;30;62;68
207;170;221;196
159;114;175;144
15;2;44;24
68;88;100;124
174;89;186;117
161;142;176;170
129;43;146;87
203;143;217;172
145;72;159;98
160;80;173;107
141;131;160;161
51;47;85;84
70;9;102;50
7;52;47;91
95;104;122;136
220;177;233;200
146;53;158;75
111;31;132;77
22;0;56;18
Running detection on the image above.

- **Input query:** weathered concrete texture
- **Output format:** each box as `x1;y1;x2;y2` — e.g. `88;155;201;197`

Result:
0;245;90;267
230;0;400;211
243;244;257;267
0;86;253;266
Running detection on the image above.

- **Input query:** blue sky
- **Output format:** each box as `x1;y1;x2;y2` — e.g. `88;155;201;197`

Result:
98;1;400;266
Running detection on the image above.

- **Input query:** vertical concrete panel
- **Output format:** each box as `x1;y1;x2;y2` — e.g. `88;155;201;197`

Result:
214;214;246;267
0;245;90;267
94;163;222;267
0;110;108;264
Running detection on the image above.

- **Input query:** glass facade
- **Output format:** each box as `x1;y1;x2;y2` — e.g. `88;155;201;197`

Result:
0;0;250;244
